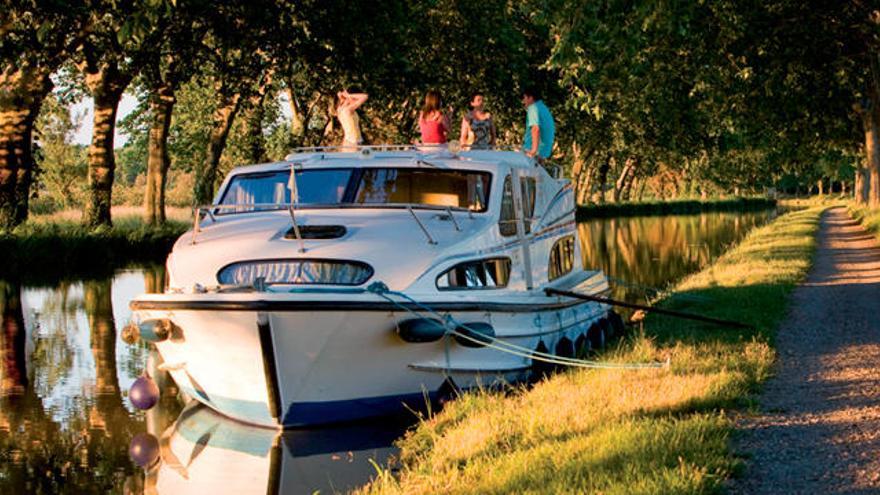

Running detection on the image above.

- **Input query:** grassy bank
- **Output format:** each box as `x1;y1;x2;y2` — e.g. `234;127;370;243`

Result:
848;203;880;242
359;205;826;494
577;197;777;220
1;207;189;283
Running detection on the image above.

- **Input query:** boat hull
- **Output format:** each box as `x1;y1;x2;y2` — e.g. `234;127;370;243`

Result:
135;290;612;428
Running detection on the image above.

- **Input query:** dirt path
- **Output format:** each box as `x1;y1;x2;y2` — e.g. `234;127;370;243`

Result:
731;207;880;494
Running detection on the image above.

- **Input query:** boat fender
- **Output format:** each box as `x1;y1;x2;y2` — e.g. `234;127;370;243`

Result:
453;322;495;348
396;318;447;343
588;321;606;350
129;373;160;410
608;311;626;336
136;319;179;343
555;337;575;359
129;433;160;468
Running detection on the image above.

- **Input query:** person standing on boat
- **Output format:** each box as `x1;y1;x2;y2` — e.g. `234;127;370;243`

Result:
459;92;496;149
419;90;450;145
521;86;555;161
336;87;368;150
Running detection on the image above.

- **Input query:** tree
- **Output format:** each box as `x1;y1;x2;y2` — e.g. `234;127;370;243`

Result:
0;2;88;228
140;3;207;224
76;1;173;227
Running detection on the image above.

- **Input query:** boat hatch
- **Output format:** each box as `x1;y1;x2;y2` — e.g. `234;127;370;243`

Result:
283;225;347;240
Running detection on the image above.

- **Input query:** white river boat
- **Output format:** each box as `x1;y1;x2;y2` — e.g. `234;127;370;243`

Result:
130;146;621;428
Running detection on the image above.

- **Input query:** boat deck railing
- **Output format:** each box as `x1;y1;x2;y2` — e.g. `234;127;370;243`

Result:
283;144;563;179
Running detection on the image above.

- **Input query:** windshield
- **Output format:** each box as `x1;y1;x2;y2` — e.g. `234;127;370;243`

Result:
218;167;492;213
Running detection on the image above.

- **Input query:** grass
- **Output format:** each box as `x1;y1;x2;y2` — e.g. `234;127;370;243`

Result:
848;202;880;242
358;205;827;495
576;197;777;220
1;206;189;284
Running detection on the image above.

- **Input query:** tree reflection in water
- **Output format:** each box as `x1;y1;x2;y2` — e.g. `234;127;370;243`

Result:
0;267;175;494
578;210;775;305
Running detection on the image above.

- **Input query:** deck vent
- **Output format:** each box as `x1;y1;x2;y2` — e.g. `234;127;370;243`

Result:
284;225;347;240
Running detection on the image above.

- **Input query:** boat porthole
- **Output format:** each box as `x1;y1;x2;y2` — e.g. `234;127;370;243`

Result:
555;337;575;359
531;341;554;378
588;323;605;350
574;334;588;357
609;311;626;336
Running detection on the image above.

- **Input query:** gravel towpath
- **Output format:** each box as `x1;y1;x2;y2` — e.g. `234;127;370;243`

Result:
731;207;880;494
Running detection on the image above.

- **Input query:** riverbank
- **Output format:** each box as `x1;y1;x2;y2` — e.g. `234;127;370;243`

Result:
0;208;188;283
359;205;826;494
577;197;776;220
848;203;880;242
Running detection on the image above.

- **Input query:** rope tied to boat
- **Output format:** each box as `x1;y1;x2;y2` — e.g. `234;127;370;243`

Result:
365;281;668;370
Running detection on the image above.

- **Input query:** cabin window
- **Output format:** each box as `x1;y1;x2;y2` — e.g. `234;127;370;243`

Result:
548;235;575;281
218;167;491;213
499;175;537;237
217;259;373;286
436;258;511;290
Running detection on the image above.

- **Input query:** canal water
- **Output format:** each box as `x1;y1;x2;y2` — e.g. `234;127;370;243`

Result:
0;209;775;494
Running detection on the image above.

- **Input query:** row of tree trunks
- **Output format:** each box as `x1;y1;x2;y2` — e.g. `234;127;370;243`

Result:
194;86;242;206
143;86;176;225
0;65;54;229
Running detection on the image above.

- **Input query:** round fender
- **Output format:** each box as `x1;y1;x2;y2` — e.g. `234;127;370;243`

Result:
608;311;626;336
396;318;446;343
588;322;606;350
555;337;575;359
129;374;160;410
453;322;495;348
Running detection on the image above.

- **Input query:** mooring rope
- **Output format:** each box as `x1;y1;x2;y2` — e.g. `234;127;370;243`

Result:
366;281;667;370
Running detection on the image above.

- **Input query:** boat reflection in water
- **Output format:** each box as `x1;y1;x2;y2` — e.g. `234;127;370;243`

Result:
140;398;405;494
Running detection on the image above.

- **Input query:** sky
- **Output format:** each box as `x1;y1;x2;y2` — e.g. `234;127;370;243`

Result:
70;91;292;148
71;93;140;147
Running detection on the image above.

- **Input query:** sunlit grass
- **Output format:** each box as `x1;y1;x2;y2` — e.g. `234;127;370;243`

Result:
848;202;880;242
358;205;826;495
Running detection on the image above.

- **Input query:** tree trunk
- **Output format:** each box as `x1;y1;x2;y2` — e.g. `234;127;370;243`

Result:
596;159;610;204
0;65;53;229
622;172;637;201
194;90;242;205
242;82;273;165
82;61;129;228
613;158;636;203
867;97;880;207
817;178;824;196
143;86;175;225
286;85;305;139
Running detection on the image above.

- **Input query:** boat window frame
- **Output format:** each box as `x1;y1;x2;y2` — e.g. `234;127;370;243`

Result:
499;174;537;237
435;256;513;291
215;166;494;214
216;258;375;286
548;235;575;281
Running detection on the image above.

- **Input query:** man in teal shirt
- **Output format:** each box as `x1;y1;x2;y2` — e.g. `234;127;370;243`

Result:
522;87;555;160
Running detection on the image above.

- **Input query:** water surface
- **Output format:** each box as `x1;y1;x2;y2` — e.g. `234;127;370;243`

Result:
0;209;774;493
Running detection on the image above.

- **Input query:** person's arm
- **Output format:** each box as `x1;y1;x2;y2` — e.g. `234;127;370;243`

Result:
526;125;540;157
459;114;470;143
346;92;368;111
524;104;540;157
489;115;497;145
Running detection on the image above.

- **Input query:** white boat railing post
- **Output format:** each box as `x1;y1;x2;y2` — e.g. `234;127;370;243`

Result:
191;207;201;245
407;205;437;245
287;162;306;253
445;206;462;232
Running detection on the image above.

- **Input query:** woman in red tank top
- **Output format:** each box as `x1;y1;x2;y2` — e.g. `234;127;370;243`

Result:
418;90;450;144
